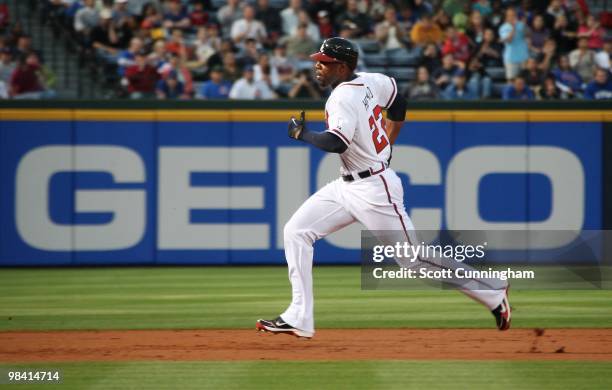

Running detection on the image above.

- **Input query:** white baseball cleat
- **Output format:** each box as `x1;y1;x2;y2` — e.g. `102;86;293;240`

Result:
256;317;314;339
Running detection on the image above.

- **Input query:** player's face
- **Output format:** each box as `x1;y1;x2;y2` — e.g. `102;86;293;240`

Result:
314;61;343;88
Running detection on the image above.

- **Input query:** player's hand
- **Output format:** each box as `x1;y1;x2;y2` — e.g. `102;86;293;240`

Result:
288;110;305;140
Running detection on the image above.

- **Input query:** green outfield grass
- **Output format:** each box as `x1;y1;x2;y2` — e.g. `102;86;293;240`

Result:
2;361;611;390
0;266;611;331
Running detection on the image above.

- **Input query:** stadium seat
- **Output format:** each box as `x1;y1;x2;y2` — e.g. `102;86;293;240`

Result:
492;82;507;98
387;53;419;67
486;67;506;81
367;66;387;74
387;68;416;82
364;53;388;67
355;39;381;54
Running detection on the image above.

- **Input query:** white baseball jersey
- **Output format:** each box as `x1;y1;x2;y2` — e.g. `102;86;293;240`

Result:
324;72;398;174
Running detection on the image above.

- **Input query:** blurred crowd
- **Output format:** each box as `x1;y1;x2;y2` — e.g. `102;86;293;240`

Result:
0;0;610;100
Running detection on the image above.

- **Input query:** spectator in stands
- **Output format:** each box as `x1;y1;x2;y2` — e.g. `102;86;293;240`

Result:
148;39;168;70
91;8;122;62
156;70;188;99
472;0;491;18
281;0;302;36
217;0;243;38
569;37;596;83
285;23;317;61
528;14;550;57
545;0;566;29
418;43;441;70
466;10;487;45
112;0;137;31
270;42;295;76
487;0;504;30
186;26;219;76
14;35;41;62
239;38;261;65
256;0;282;45
442;69;477;100
336;0;370;38
441;25;471;63
162;0;190;31
410;13;443;47
197;65;232;99
520;57;545;93
140;3;164;41
474;27;502;67
552;55;583;98
577;14;605;51
221;51;242;82
317;10;334;39
537;37;558;72
595;40;611;70
404;65;439;100
74;0;99;43
551;14;576;54
0;46;15;82
442;0;469;18
502;75;535;100
254;52;279;90
433;9;452;30
288;69;321;99
189;1;210;28
466;56;491;98
375;5;409;56
9;52;54;99
159;51;194;96
164;28;188;60
433;53;460;91
499;8;529;81
412;0;434;20
539;75;561;99
584;67;612;99
293;10;320;42
231;4;267;48
118;37;144;76
229;64;276;99
396;6;417;33
124;49;158;99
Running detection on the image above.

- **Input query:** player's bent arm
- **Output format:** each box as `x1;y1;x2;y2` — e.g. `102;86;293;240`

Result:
385;93;407;145
300;130;348;154
288;110;348;153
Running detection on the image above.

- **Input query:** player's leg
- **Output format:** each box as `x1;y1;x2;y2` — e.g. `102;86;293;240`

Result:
347;170;509;318
278;179;355;335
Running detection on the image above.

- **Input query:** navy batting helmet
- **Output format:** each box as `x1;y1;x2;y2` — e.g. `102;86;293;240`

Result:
310;37;358;69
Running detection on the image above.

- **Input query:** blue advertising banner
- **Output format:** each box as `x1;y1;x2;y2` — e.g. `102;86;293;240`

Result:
0;114;602;266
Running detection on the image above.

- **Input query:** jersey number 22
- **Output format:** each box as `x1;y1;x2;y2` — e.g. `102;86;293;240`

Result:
368;105;389;154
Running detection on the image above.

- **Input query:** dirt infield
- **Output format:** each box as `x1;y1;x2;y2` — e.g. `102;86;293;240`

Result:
1;329;611;362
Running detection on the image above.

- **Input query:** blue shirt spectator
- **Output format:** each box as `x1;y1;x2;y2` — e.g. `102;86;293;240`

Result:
584;69;612;99
156;71;186;99
198;67;233;99
552;55;583;96
442;70;477;100
499;8;529;79
502;76;535;100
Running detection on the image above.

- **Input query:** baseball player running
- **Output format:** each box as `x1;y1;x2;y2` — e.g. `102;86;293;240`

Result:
256;38;511;339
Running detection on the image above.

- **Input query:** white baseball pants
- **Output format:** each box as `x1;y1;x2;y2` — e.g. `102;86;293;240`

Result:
280;168;508;334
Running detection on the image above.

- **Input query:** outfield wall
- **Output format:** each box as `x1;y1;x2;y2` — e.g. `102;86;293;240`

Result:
0;102;610;266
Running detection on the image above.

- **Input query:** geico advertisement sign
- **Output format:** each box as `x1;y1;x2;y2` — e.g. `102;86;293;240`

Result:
15;145;585;251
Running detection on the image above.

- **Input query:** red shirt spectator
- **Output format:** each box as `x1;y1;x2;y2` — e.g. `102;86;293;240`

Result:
124;51;159;97
317;10;334;39
10;54;42;97
189;2;209;27
578;14;605;50
441;26;471;63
